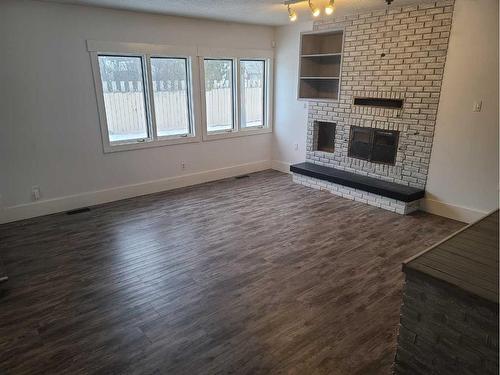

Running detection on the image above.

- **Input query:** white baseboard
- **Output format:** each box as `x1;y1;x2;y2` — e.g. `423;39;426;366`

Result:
420;198;490;223
1;160;272;224
2;160;490;225
271;160;291;174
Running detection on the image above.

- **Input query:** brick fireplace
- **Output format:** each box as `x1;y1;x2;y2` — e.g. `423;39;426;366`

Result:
292;1;455;214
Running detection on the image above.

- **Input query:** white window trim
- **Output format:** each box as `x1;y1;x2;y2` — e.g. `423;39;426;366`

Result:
88;40;202;153
88;41;273;152
198;47;274;142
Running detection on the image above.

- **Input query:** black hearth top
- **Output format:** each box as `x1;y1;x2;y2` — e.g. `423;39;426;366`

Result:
290;162;425;202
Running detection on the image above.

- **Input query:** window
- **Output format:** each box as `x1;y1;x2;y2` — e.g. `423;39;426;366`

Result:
240;60;265;129
89;41;199;152
89;41;273;151
150;57;191;137
200;50;273;140
203;59;234;133
97;55;149;143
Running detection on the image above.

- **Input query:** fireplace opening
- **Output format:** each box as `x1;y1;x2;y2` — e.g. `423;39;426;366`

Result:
314;121;336;153
348;126;399;165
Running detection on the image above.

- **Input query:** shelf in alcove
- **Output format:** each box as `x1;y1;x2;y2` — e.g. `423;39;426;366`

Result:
301;53;342;58
298;29;344;101
299;78;339;101
300;76;339;80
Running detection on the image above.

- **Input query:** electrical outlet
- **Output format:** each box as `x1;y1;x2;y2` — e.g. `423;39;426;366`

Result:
473;100;482;112
32;186;41;201
294;143;299;151
181;162;186;170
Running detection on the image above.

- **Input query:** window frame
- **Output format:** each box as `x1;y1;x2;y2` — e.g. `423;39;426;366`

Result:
201;57;237;135
88;41;273;151
239;58;267;131
88;41;201;153
198;47;273;142
95;53;153;147
148;55;195;140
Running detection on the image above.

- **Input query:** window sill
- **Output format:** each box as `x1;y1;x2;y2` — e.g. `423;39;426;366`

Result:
202;126;272;142
103;134;200;153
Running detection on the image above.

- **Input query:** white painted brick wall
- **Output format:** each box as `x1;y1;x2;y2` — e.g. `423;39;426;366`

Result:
292;173;420;215
306;1;455;190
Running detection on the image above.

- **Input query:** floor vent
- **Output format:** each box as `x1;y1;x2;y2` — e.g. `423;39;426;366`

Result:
235;175;250;179
66;207;91;215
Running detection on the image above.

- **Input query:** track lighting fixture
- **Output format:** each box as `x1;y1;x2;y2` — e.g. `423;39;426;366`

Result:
308;0;320;17
288;4;297;21
284;0;339;22
325;0;335;15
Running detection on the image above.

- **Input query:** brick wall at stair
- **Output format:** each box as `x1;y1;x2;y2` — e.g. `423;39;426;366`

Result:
394;271;499;375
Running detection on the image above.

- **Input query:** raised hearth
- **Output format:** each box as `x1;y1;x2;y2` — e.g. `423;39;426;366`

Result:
290;162;424;214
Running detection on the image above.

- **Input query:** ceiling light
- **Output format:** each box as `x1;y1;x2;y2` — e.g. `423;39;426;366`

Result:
308;0;320;17
288;4;297;21
325;0;335;15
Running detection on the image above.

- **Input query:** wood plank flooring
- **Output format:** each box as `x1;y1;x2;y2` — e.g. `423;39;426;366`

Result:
0;170;463;375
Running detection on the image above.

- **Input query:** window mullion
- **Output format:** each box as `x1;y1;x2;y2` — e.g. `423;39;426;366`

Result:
144;55;158;141
186;57;194;136
199;57;209;138
263;59;268;128
234;58;240;132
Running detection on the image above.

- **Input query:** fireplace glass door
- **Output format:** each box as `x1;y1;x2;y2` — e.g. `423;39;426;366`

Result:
348;126;399;165
348;127;372;160
372;130;399;164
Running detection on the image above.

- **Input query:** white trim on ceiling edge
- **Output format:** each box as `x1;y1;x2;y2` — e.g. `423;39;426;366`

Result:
270;159;490;224
0;160;272;225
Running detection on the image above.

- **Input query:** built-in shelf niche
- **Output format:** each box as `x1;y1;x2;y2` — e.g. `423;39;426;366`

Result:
299;79;339;101
300;55;341;78
298;30;343;101
301;32;343;55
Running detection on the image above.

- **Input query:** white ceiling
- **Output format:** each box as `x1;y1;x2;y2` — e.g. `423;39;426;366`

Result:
40;0;433;26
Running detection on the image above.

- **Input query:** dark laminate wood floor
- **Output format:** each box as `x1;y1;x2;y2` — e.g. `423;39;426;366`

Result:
0;170;463;375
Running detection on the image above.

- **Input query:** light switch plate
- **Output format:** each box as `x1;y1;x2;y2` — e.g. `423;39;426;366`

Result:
473;101;482;112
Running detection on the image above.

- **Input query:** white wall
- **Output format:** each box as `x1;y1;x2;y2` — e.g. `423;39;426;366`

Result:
2;0;498;224
423;0;499;222
272;0;499;222
271;21;312;173
0;0;274;222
